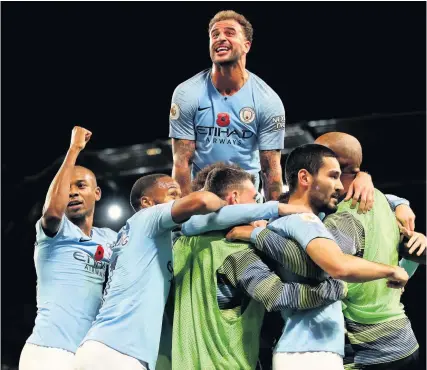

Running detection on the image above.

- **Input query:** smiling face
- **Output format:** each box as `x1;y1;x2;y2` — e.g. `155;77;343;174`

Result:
65;166;101;222
209;19;251;66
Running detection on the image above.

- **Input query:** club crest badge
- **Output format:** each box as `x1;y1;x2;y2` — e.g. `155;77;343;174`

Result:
239;107;256;124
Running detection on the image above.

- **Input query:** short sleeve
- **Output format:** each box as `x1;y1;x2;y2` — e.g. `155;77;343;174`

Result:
35;216;66;245
267;213;335;250
257;92;286;150
140;201;180;238
169;83;198;141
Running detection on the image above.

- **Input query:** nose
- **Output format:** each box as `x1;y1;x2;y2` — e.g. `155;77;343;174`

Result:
215;30;227;43
336;178;344;192
69;185;79;198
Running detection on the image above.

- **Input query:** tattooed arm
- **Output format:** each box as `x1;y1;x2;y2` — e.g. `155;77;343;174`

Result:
172;138;196;197
260;149;283;201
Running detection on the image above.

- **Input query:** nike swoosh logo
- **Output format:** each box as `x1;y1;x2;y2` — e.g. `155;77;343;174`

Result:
79;237;92;242
198;106;211;111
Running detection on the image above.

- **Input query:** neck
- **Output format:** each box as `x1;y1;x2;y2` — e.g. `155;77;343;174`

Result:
72;214;94;237
288;190;318;214
211;60;248;95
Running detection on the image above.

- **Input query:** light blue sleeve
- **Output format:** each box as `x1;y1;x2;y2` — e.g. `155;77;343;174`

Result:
35;216;67;245
267;213;335;250
257;91;286;150
168;83;198;140
181;201;279;236
399;258;419;278
142;201;180;238
385;194;410;212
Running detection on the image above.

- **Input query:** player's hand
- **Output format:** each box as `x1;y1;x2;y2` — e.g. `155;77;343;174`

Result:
278;204;312;216
404;232;426;256
395;204;416;233
386;266;409;289
344;171;374;214
70;126;92;151
251;220;268;228
226;225;255;242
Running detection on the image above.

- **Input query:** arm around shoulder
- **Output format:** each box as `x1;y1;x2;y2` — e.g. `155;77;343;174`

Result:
171;191;227;224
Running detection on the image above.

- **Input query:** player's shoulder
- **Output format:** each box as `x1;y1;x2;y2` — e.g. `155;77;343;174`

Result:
248;70;282;101
93;226;118;242
174;69;210;94
130;203;168;223
295;212;323;224
279;212;323;225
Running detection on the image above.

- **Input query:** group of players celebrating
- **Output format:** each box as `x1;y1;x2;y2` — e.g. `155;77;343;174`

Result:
19;10;425;370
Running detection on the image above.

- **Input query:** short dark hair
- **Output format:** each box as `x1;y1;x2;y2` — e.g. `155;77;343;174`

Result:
192;162;244;191
208;10;253;43
204;167;255;199
130;173;169;212
285;144;337;194
277;191;290;204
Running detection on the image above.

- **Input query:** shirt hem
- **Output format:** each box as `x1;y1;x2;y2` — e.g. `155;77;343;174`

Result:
25;340;76;354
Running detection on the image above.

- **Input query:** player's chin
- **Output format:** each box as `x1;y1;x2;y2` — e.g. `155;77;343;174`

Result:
212;54;237;65
328;200;338;211
66;208;86;219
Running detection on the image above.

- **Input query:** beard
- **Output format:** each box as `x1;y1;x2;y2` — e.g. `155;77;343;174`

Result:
210;49;241;67
308;181;340;215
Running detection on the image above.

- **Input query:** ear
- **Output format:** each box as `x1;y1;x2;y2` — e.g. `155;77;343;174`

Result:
298;169;312;189
140;196;154;209
243;40;251;54
224;193;234;205
95;187;101;202
231;190;239;205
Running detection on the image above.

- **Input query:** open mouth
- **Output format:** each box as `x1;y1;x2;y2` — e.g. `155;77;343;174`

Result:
67;200;83;209
215;45;231;55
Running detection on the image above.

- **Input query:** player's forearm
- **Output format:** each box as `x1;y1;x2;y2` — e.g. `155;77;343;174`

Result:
329;254;396;283
42;146;81;220
171;138;195;197
269;278;347;312
260;150;283;201
172;164;192;196
262;174;283;201
252;228;318;278
171;191;227;224
232;257;345;312
181;202;279;236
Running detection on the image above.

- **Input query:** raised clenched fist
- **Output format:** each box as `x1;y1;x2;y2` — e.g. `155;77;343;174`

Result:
70;126;92;151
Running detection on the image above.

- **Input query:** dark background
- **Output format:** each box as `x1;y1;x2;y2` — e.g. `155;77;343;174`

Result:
2;2;426;369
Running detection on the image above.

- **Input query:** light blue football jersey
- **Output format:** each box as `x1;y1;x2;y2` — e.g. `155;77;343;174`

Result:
267;214;345;356
82;201;179;370
27;216;117;353
169;69;286;184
